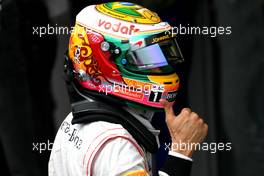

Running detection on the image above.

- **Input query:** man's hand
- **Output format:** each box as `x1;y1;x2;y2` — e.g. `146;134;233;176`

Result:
160;100;208;157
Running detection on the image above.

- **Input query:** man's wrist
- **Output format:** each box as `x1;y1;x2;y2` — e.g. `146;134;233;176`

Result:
170;140;194;157
160;152;193;176
170;148;193;158
169;151;193;162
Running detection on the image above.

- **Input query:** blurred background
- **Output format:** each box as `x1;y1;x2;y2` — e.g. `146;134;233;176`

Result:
0;0;263;176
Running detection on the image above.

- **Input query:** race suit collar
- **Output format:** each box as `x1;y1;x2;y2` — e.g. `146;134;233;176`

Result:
71;100;159;153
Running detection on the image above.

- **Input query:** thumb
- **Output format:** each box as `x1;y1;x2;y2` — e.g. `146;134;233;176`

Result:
160;99;175;122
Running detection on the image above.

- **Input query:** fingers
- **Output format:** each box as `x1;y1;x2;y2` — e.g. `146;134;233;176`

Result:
203;123;208;134
179;108;208;135
188;112;208;141
159;99;208;134
159;99;175;122
181;108;192;116
160;99;174;115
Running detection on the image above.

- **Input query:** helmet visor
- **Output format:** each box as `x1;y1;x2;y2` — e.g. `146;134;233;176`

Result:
125;38;184;74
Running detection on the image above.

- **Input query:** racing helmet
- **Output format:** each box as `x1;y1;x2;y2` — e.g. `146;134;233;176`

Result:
67;2;184;109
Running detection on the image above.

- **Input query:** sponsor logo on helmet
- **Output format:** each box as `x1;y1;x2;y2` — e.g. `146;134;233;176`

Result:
166;91;178;102
134;40;143;47
98;19;140;35
152;34;170;43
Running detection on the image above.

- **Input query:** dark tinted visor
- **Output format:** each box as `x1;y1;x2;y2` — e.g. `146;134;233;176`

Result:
125;38;184;74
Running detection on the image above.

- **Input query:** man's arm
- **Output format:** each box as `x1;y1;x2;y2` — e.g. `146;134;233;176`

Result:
159;100;208;176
